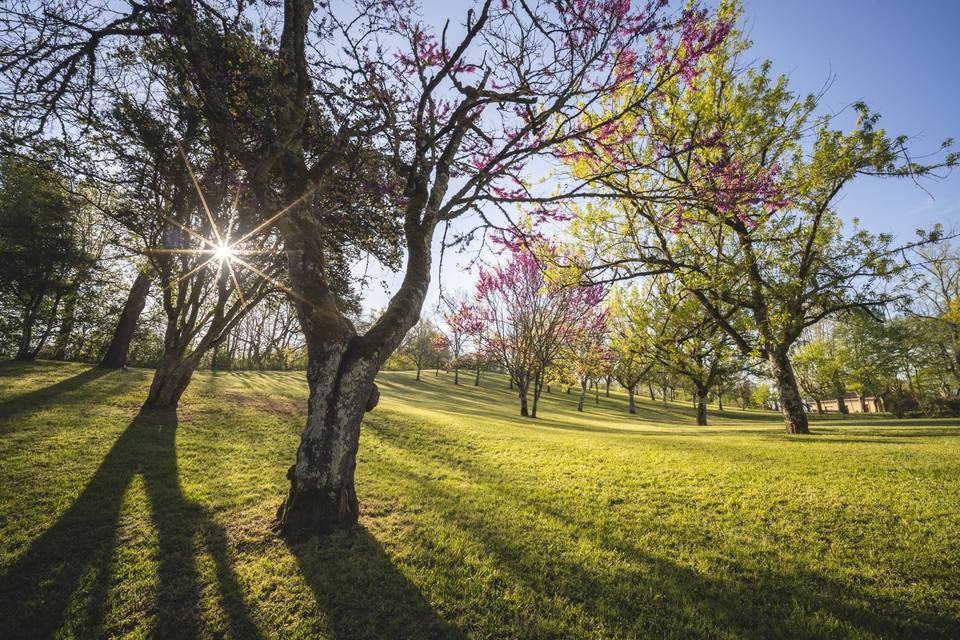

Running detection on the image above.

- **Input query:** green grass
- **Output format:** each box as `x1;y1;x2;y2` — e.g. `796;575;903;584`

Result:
1;360;959;639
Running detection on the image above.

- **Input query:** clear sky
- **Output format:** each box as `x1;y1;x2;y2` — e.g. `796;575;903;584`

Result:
355;0;960;317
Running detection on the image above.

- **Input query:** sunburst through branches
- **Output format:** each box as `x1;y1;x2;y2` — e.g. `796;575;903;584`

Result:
146;144;319;308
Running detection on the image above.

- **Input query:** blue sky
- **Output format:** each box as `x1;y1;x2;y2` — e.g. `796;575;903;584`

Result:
741;0;960;236
357;0;960;316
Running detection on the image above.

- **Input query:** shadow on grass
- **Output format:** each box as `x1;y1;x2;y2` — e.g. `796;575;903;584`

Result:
367;417;960;639
0;366;113;422
0;408;263;639
291;527;466;640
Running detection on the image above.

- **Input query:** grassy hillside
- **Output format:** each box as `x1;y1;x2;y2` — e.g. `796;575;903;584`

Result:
1;360;959;639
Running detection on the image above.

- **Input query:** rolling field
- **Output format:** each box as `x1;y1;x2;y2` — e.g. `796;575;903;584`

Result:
1;360;959;639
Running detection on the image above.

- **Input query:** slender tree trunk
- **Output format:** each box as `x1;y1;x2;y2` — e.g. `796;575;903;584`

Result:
518;380;529;417
52;292;78;361
859;393;867;413
577;379;587;412
836;388;848;415
695;387;708;426
767;349;810;434
416;363;421;381
453;362;459;385
101;271;151;368
531;371;543;418
16;313;37;361
815;398;824;415
627;385;636;414
595;380;600;405
716;384;724;412
605;377;610;397
474;360;481;386
648;383;654;401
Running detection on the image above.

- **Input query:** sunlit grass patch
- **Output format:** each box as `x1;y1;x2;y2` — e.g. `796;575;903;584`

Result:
1;361;958;639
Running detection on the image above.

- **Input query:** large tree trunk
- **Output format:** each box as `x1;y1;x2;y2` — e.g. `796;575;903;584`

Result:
276;340;378;541
101;271;151;368
627;385;636;414
276;211;433;542
767;349;810;434
143;350;201;409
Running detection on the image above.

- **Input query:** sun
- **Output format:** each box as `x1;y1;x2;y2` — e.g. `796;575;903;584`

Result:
215;243;234;262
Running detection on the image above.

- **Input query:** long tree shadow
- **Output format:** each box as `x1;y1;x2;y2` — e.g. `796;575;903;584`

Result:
0;365;113;423
0;408;263;639
367;417;960;639
290;527;466;640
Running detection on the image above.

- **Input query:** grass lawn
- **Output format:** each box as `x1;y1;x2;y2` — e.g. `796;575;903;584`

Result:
1;360;959;639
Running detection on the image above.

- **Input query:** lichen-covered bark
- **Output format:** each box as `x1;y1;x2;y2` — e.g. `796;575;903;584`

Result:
275;341;378;540
276;207;434;542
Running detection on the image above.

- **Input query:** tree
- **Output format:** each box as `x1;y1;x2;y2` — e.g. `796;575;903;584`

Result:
2;0;729;539
902;237;960;392
444;297;485;385
560;2;956;433
792;333;839;415
401;319;442;381
0;158;95;361
431;333;451;376
563;305;610;412
476;242;603;418
644;276;736;425
608;287;657;414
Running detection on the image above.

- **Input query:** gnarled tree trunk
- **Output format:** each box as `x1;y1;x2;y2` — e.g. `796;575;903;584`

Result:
276;215;433;542
276;339;378;541
101;271;151;368
143;350;202;409
767;349;809;434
